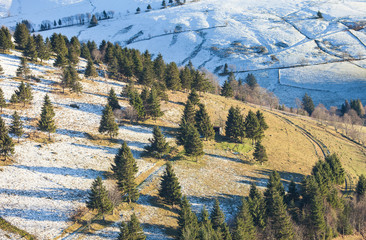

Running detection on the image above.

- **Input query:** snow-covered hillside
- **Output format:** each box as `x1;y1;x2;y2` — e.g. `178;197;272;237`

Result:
0;0;366;105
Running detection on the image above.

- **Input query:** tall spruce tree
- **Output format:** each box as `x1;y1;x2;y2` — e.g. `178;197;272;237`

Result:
24;37;37;62
16;57;31;79
14;23;29;49
10;111;24;143
180;66;193;90
99;104;119;139
153;53;166;81
233;198;256;240
271;191;294;240
146;87;163;120
159;162;182;207
165;62;181;90
188;89;200;106
0;26;13;53
38;94;56;140
111;142;139;203
210;199;225;234
264;171;285;218
184;122;204;160
248;182;266;228
325;154;345;185
145;126;169;158
244;110;260;145
118;213;146;240
14;81;32;106
86;176;113;220
245;73;257;90
253;141;268;165
285;178;300;204
0;88;6;112
182;100;196;124
198;207;219;240
107;88;121;110
195;104;215;140
129;91;146;120
0;134;14;161
356;174;366;199
85;58;98;78
221;80;233;98
302;93;315;116
225;106;245;142
177;196;199;240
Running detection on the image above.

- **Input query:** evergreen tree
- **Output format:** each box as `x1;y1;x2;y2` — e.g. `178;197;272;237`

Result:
264;171;285;218
122;213;146;240
153;53;166;81
0;116;7;142
108;57;119;79
244;110;260;144
139;64;154;86
67;45;79;65
233;198;256;240
225;106;245;142
0;64;3;75
312;160;332;196
61;65;82;93
0;26;14;52
210;199;225;232
129;91;146;120
145;126;169;158
188;89;200;106
140;87;150;109
177;196;199;240
50;33;68;56
111;142;139;203
325;153;345;185
81;43;91;60
248;182;266;228
165;62;181;90
221;80;233;98
198;207;218;240
223;63;229;75
182;100;196;124
245;73;257;90
253;141;268;165
162;0;167;8
195;104;215;140
86;176;113;220
0;88;6;112
38;94;56;140
107;88;121;110
271;191;294;240
35;35;50;63
85;58;98;78
285;178;300;204
54;53;68;68
221;223;232;240
184;122;204;160
192;70;211;93
14;23;29;49
15;81;32;106
159;162;182;206
180;66;193;90
90;14;98;26
146;87;163;120
350;99;364;117
0;134;14;161
10;111;24;142
104;42;114;65
24;37;37;62
10;94;18;104
132;51;143;78
16;57;31;79
308;179;327;239
356;174;366;198
302;93;315;116
118;222;130;240
136;7;141;13
99;104;119;139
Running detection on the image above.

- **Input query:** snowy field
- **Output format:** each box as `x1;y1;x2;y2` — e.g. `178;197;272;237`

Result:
0;53;163;239
1;0;365;107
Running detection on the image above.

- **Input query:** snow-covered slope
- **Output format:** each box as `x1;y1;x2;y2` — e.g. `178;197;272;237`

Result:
1;0;366;107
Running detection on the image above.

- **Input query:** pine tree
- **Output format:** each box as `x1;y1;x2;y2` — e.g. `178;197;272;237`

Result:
81;43;91;60
325;153;345;185
308;179;327;239
225;106;245;143
195;104;214;140
182;100;196;124
86;176;113;220
302;93;315;116
54;53;68;68
139;64;154;86
165;62;181;90
15;81;32;106
159;162;182;207
184;122;204;160
90;14;98;26
253;141;268;165
16;57;31;79
248;182;266;228
145;126;169;158
177;196;199;240
129;92;146;120
24;37;37;62
10;111;24;143
121;213;146;240
188;89;200;106
210;199;225;231
111;142;139;203
264;171;285;218
0;116;7;142
0;26;14;53
67;45;79;66
285;178;300;204
36;35;50;63
14;23;29;49
245;73;257;90
107;88;121;110
62;65;82;93
153;53;166;81
198;207;218;240
271;191;294;240
244;110;260;145
146;87;163;120
356;174;366;198
38;94;56;140
192;70;211;93
180;66;193;90
10;94;18;104
0;88;6;112
0;134;14;161
221;80;233;98
233;198;256;240
85;58;98;78
99;104;118;139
